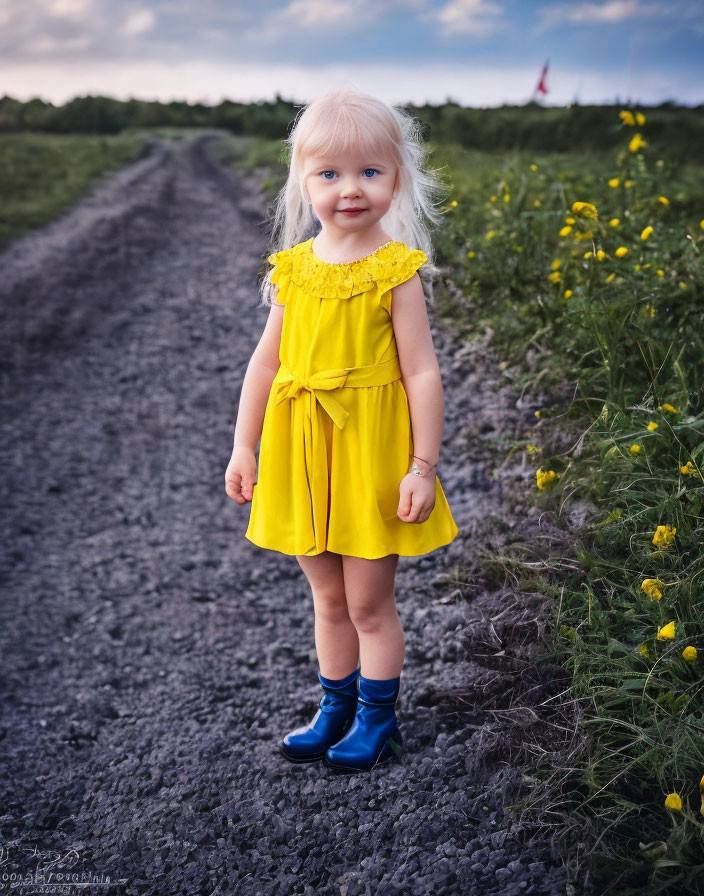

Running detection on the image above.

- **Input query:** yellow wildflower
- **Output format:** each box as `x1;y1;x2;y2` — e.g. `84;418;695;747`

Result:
630;444;641;454
615;246;628;258
485;230;496;240
625;179;635;188
647;421;658;431
700;219;704;231
503;194;510;203
641;579;664;600
619;110;635;126
551;258;562;270
641;225;654;241
638;643;650;657
683;646;697;662
583;250;593;259
605;272;616;283
466;250;476;258
664;792;682;811
608;177;620;188
536;468;560;490
526;444;540;454
535;410;541;419
534;199;541;207
634;264;641;271
559;225;572;237
657;621;676;640
680;461;696;475
658;196;669;207
564;289;573;299
644;304;655;317
655;269;664;277
530;164;538;172
636;112;646;126
629;133;647;152
660;403;678;413
572;201;598;219
548;271;561;283
652;525;676;548
679;281;686;289
490;195;497;202
609;218;620;228
450;200;458;208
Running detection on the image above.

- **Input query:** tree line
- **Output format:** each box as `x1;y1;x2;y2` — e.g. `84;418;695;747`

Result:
1;93;702;161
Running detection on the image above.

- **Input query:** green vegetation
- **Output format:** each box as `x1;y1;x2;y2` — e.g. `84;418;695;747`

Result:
0;132;147;246
2;93;703;160
430;117;704;893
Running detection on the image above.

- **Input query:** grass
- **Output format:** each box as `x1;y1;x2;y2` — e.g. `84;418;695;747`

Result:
0;132;148;248
427;126;704;892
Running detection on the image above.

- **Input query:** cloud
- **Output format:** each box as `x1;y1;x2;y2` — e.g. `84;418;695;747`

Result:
48;0;93;16
122;7;155;35
536;0;671;31
278;0;360;27
429;0;505;36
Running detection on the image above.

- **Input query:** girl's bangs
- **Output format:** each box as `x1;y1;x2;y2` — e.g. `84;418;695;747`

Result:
300;115;398;165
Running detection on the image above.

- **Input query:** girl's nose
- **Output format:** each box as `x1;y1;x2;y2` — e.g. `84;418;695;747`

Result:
340;178;362;198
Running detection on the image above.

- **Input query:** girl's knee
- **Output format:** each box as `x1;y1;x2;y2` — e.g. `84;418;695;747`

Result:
312;585;350;623
347;598;398;633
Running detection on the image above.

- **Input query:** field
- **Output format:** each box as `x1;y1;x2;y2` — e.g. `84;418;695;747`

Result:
2;109;703;892
429;122;704;891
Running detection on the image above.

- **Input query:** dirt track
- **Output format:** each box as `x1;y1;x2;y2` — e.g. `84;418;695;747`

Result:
0;134;587;895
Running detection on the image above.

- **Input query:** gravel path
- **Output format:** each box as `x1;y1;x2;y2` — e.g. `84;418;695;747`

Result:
0;134;588;895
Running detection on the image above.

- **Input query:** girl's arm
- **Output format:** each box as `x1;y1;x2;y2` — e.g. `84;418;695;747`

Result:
233;302;285;451
390;273;444;524
390;273;444;469
226;301;284;505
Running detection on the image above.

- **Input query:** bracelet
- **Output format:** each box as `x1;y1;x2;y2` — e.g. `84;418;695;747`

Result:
410;456;438;478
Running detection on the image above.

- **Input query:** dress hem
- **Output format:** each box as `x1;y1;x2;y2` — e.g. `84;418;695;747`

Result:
244;529;459;560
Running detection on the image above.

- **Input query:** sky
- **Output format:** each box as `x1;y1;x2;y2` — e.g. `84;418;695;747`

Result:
2;0;703;108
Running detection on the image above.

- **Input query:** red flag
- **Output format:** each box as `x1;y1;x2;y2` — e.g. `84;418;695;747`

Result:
535;60;549;95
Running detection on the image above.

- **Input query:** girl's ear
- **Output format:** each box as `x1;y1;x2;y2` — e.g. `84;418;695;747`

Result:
392;168;400;200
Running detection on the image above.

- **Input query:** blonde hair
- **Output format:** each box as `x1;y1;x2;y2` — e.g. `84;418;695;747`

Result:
259;87;448;306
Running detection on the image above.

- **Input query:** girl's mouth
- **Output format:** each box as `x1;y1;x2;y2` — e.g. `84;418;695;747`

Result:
338;209;366;216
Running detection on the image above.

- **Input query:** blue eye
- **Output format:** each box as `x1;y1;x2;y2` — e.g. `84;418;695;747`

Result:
319;168;379;180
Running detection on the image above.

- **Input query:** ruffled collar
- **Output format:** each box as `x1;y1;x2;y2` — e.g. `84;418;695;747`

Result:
289;237;410;300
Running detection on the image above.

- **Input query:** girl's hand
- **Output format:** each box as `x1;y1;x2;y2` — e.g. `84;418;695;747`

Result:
225;447;258;504
397;472;436;523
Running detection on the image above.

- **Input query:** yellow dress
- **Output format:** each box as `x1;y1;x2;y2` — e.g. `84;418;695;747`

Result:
245;236;459;559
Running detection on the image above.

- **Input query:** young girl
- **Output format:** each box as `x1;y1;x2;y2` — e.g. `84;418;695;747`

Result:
225;86;459;773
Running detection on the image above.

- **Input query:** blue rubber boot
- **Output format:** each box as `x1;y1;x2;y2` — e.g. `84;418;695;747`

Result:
279;667;360;763
323;674;403;773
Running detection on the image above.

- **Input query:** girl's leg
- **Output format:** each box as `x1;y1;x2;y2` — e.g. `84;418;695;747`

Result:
296;551;359;679
340;554;404;679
